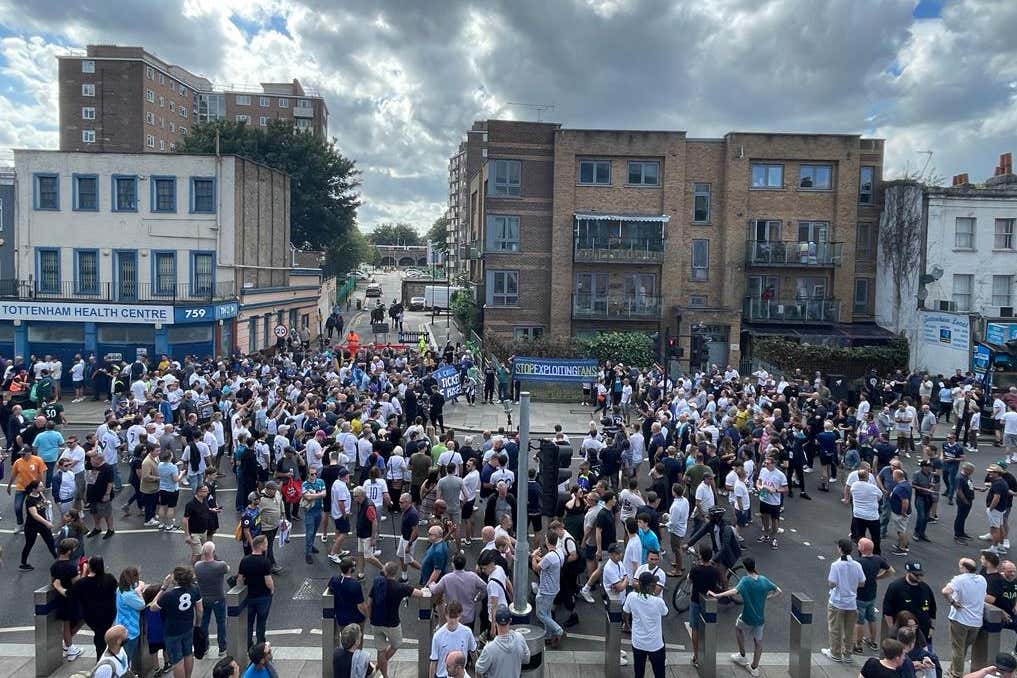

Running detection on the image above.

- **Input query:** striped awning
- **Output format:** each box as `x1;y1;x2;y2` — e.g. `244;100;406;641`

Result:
574;212;671;223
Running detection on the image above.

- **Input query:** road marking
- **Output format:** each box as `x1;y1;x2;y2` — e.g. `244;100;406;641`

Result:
566;631;684;650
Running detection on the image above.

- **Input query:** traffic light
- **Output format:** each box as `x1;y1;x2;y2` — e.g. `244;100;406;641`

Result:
691;334;709;370
667;336;679;358
537;439;573;517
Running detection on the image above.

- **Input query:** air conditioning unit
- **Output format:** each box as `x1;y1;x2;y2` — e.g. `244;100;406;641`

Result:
1001;306;1015;318
938;300;957;312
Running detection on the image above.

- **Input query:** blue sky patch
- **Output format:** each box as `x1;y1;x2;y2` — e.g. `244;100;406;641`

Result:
913;0;944;19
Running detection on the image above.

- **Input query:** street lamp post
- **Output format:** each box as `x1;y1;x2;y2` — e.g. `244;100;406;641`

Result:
510;392;532;623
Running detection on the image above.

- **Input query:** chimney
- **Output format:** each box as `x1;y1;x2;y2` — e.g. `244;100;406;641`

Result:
1002;152;1013;175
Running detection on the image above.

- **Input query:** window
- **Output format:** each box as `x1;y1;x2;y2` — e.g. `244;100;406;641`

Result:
153;252;177;295
854;278;871;314
36;248;60;293
753;219;781;241
82;83;95;97
856;222;874;259
146;89;154;103
167;325;213;343
952;274;973;311
191;252;215;295
146;111;154;125
180;87;187;98
73;174;98;211
296;118;310;130
158;96;164;108
168;101;175;113
627;161;659;186
34;173;59;210
296;99;311;109
82;106;95;120
190;177;215;213
798;221;829;242
693;183;711;223
486;270;518;306
689;295;708;307
152;177;176;212
751;163;783;189
146;66;154;80
179;127;187;135
81;60;95;73
81;129;95;144
486;215;520;252
169;121;175;132
799;164;833;190
159;140;165;151
259;116;269;126
954;217;976;249
180;106;188;118
97;326;153;343
112;175;138;212
995;218;1015;250
489;159;521;197
260;96;270;107
859;166;874;204
28;324;83;343
236;114;249;123
278;98;289;108
236;95;251;106
993;275;1013;308
513;327;544;340
578;160;611;185
289;309;298;330
146;134;155;148
75;249;99;294
158;73;165;85
691;239;709;280
248;319;258;352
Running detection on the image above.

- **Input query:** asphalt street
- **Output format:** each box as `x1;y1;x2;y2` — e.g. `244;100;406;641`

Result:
0;269;1007;657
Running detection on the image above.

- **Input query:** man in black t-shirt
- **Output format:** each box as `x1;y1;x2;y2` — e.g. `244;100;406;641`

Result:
86;454;115;539
150;566;203;676
367;561;424;678
882;561;937;642
183;484;212;563
854;537;892;653
986;560;1017;634
238;535;274;647
688;542;721;666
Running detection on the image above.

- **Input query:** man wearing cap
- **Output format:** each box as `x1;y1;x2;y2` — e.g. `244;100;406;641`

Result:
986;465;1011;555
912;460;935;543
963;652;1017;678
258;482;284;574
476;606;530;678
883;562;937;647
943;557;986;678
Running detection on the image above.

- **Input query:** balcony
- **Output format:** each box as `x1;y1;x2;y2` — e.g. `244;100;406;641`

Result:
292;105;314;118
572;294;662;320
1;280;237;304
574;238;665;264
743;297;840;323
745;240;843;267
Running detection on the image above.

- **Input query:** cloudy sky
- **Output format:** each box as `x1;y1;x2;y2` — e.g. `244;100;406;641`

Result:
1;0;1014;233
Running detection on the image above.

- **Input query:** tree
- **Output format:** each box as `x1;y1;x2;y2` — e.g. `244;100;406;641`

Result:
879;180;924;330
368;223;421;247
425;213;450;253
325;226;376;277
177;120;361;251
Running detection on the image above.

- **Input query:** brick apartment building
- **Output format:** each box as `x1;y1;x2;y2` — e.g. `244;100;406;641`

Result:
58;45;328;154
449;120;888;368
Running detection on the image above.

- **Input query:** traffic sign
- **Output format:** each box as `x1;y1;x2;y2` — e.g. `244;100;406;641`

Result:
274;324;288;338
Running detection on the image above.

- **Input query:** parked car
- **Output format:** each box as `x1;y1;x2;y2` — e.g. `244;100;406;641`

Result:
365;282;383;297
409;296;426;311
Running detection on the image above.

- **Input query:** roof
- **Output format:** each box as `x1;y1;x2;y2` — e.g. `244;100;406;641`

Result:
574;212;670;222
745;323;896;341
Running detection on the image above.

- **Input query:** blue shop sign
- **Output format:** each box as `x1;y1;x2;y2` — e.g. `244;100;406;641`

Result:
986;322;1017;345
174;301;239;324
973;344;991;373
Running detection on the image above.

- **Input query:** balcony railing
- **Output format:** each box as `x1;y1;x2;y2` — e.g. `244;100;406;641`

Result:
745;240;843;267
0;280;237;304
572;294;662;320
574;238;665;264
743;297;840;323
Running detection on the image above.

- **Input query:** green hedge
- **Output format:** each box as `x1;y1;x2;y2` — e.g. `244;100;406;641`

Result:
754;334;909;378
483;330;656;368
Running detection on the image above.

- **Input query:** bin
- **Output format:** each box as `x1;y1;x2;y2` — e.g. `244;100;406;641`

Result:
513;624;545;677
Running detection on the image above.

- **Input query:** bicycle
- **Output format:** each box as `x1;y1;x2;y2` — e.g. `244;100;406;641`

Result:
671;555;745;614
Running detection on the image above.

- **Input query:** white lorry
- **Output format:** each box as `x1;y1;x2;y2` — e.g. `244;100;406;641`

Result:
423;285;465;311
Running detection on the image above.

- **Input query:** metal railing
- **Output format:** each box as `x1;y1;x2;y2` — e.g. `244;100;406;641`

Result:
743;297;840;323
572;294;662;320
0;280;236;304
745;240;843;267
574;238;665;264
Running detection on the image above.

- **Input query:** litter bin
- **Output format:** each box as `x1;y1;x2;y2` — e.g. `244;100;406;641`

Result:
513;624;545;677
356;298;363;310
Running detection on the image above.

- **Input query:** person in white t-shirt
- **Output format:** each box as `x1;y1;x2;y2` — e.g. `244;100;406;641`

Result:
634;549;666;597
623;571;669;676
667;482;690;576
755;457;788;550
429;600;477;678
942;558;987;678
70;356;86;403
1002;406;1017;461
328;470;352;562
623;517;642;579
843;467;883;553
731;468;752;540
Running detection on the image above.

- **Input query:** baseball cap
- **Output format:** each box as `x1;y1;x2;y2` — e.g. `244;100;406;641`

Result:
999;460;1010;470
607;543;623;555
338;467;350;477
988;464;1004;474
919;460;932;467
905;561;923;575
996;653;1017;673
494;606;512;625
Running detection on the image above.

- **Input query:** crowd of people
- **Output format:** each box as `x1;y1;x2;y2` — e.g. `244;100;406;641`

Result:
5;332;1017;678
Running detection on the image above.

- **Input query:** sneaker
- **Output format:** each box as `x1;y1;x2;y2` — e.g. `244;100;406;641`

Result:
1005;539;1011;550
103;529;115;539
980;533;993;541
86;529;101;538
852;643;864;655
580;587;595;603
338;550;351;558
821;648;842;662
64;645;83;660
400;574;408;582
328;554;341;564
18;563;33;571
748;666;760;677
771;538;778;550
218;649;228;658
866;639;879;651
144;518;160;527
731;654;749;666
157;523;166;531
890;547;909;556
305;555;313;564
14;525;23;535
373;549;382;557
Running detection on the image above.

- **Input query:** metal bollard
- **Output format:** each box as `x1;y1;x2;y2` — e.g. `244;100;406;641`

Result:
134;613;157;676
604;598;623;678
514;624;546;677
34;585;62;678
697;597;719;678
971;603;1004;672
789;593;814;678
322;587;336;670
414;591;435;677
226;584;249;661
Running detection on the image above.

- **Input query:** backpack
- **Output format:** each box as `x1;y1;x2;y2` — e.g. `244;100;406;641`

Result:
282;478;303;504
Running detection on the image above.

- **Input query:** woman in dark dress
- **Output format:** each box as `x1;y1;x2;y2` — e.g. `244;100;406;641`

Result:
71;555;118;658
20;480;56;570
50;538;83;660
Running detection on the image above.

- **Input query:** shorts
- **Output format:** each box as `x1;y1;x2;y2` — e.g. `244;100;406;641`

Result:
735;616;764;641
736;509;752;527
448;509;462;526
669;533;684;559
584;544;598;561
891;512;911;534
89;500;112;519
359;537;374;555
1004;433;1017;448
186;535;203;559
410;484;422;505
74;473;86;501
988;509;1005;529
759;502;781;518
462;499;475;520
158;490;180;508
856;599;877;624
334;516;350;534
688;601;705;630
373;624;403;650
164;629;194;665
397;537;416;563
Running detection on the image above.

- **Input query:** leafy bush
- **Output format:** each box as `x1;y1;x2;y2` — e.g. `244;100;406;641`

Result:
754;334;909;378
581;332;656;367
450;290;476;334
483;330;656;368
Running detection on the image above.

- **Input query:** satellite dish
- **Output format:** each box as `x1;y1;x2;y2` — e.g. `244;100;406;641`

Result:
930;265;944;281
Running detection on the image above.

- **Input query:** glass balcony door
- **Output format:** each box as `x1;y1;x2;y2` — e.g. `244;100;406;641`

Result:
575;272;608;313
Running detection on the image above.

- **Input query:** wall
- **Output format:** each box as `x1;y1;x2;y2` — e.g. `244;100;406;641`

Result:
233;156;290;289
0;176;15;280
59;57;144;153
235;271;321;352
